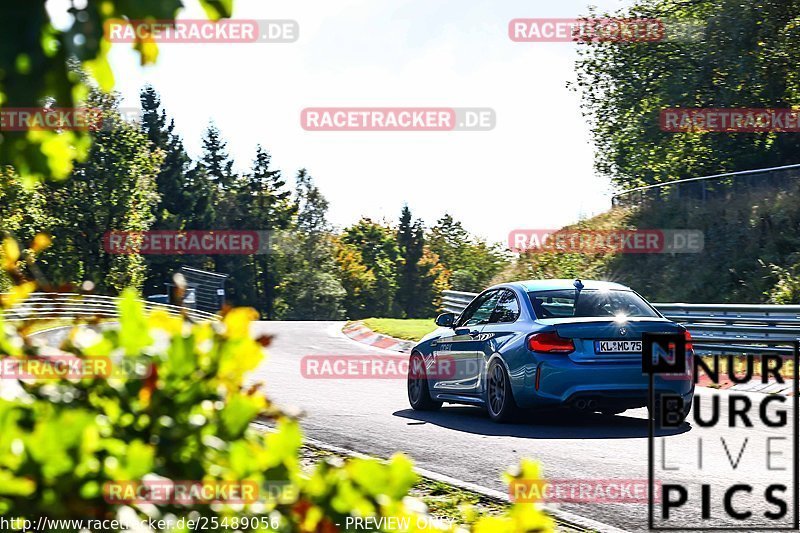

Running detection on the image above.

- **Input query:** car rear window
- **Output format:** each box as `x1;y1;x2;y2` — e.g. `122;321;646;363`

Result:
527;289;659;319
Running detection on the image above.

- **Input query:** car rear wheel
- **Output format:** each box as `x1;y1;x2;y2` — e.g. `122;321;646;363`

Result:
408;353;442;411
486;360;518;423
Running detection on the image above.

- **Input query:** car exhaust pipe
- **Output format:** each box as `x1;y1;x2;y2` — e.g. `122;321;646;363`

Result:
574;399;587;410
587;400;598;411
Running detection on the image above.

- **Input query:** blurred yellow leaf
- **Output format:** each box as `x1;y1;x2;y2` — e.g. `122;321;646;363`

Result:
219;339;264;387
2;237;20;269
473;459;554;533
147;309;183;334
503;458;543;486
134;39;160;66
99;1;114;16
28;130;88;180
0;470;36;497
83;40;115;91
223;307;259;339
198;0;234;19
0;282;35;309
31;233;51;253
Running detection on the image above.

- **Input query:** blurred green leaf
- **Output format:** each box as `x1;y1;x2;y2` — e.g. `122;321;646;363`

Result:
197;0;235;19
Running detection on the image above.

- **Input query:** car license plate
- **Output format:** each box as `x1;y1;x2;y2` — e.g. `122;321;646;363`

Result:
595;340;642;353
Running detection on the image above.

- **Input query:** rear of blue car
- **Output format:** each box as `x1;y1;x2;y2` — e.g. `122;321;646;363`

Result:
517;287;694;413
408;280;694;422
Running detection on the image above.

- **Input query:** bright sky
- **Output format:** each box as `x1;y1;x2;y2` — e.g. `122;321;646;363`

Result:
60;0;636;244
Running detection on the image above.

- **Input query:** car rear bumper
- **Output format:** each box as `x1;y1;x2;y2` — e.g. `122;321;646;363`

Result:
513;357;694;409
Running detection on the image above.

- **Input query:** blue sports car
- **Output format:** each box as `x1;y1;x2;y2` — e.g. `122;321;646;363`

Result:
407;279;694;422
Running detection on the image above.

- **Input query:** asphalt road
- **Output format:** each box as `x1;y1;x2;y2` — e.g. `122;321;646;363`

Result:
249;321;798;533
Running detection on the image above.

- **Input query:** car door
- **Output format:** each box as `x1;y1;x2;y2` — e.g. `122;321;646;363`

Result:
430;289;501;395
475;289;522;394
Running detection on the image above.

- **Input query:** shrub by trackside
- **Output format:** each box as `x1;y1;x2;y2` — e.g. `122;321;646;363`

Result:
0;238;553;532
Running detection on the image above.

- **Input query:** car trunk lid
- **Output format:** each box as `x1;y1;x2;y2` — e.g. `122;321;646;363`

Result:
538;317;683;363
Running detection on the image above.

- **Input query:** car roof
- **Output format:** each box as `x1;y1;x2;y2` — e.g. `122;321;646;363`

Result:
494;279;631;292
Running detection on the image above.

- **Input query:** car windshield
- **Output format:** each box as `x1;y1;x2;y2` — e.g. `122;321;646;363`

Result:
528;289;659;319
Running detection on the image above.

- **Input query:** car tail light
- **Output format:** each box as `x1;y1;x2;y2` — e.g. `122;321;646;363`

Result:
528;332;575;354
684;330;693;351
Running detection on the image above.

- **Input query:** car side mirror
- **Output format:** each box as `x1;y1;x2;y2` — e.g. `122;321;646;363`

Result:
435;312;455;327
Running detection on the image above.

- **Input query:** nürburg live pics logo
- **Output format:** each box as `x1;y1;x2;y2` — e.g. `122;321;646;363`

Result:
644;332;799;530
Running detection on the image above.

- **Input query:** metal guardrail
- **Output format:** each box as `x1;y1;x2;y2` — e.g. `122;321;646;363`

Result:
442;290;479;316
442;290;800;356
2;293;220;323
611;163;800;208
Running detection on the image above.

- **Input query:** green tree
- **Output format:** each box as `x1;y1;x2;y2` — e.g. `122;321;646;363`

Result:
334;238;377;319
140;86;198;226
428;214;508;292
416;248;451;317
0;168;51;292
427;214;469;269
139;86;211;295
764;259;800;304
198;124;257;305
245;146;296;318
342;218;401;317
38;90;162;293
396;205;425;317
574;0;800;188
277;170;345;319
201;123;237;191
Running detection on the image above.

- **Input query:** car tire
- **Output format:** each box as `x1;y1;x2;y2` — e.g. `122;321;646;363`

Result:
407;353;442;411
485;360;518;423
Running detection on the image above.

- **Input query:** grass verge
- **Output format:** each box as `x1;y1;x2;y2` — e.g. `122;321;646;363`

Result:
361;317;438;342
298;443;590;532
